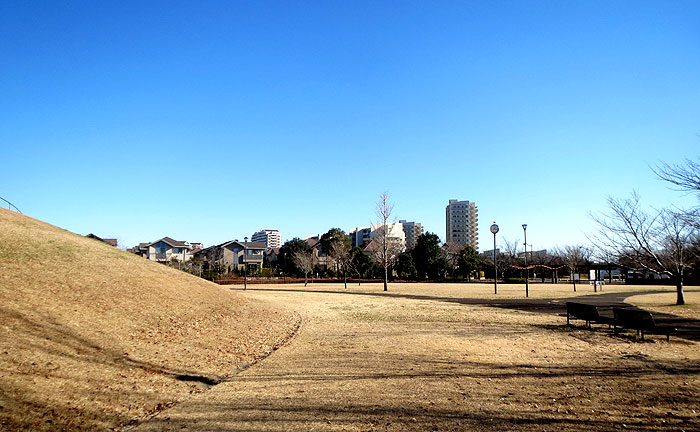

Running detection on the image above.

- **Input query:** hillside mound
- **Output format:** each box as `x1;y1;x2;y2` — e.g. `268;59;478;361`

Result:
0;208;297;431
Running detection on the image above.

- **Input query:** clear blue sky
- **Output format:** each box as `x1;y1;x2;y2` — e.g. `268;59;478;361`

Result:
1;1;698;251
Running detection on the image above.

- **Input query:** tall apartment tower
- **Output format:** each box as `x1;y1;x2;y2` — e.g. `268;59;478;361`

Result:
445;200;478;250
251;229;281;249
399;220;423;251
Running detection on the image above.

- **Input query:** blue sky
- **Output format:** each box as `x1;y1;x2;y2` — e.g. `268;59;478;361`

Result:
1;1;698;251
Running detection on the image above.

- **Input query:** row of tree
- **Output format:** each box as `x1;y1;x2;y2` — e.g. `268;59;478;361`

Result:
273;225;600;289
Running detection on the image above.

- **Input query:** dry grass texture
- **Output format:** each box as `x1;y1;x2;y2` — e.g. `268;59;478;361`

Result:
135;283;700;432
0;208;297;430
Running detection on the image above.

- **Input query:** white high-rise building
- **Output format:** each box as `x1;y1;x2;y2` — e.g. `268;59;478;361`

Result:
399;220;423;251
251;229;281;249
349;223;407;251
445;199;478;250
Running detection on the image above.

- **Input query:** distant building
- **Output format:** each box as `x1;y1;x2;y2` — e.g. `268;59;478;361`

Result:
85;233;118;247
349;223;407;251
399;220;423;251
132;243;149;257
141;237;193;263
482;248;500;259
195;240;266;273
305;236;329;270
446;199;478;250
251;229;281;249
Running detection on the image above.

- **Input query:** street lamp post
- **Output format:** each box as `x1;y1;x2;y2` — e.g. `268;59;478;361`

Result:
522;224;528;298
490;222;499;295
243;236;248;290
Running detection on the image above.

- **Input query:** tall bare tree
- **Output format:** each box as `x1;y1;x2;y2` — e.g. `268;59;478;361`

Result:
592;192;696;305
370;192;402;291
554;245;591;291
292;250;315;287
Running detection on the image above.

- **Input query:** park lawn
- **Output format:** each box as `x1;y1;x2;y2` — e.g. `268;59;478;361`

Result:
133;282;700;432
627;291;700;319
0;208;298;431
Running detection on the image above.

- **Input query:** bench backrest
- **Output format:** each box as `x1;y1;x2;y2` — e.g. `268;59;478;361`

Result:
567;302;603;321
613;308;656;329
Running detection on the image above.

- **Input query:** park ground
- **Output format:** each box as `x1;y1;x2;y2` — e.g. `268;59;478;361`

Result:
131;282;700;432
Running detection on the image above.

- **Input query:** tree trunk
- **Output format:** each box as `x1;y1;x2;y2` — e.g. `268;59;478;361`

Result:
676;280;685;305
344;270;347;289
383;266;388;291
304;273;308;287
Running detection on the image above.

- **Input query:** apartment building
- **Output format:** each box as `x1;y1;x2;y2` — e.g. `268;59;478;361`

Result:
445;199;478;250
349;223;407;251
399;220;423;251
251;229;281;249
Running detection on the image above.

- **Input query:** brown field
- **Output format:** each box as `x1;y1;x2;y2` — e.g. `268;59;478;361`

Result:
0;209;298;431
2;208;699;431
133;282;700;432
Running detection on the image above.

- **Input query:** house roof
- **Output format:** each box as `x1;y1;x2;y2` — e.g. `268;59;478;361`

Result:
305;238;321;249
147;237;190;248
214;240;267;250
86;234;118;247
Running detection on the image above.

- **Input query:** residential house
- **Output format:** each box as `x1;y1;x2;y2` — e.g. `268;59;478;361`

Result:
264;247;280;269
306;236;329;271
196;240;266;274
129;243;150;257
144;237;193;263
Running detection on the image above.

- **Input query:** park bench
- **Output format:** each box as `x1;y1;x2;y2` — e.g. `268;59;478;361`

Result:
566;302;614;328
613;307;676;341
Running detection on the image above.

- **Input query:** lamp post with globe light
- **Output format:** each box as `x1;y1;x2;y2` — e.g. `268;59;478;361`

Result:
490;222;499;294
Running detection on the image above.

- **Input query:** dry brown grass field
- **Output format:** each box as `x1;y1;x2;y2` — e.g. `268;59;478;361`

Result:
0;208;298;430
133;282;700;432
2;208;699;431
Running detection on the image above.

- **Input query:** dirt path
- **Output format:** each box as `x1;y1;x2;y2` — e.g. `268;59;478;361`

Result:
131;284;700;431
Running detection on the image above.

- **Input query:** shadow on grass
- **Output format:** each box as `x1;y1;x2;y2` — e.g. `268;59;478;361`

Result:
1;306;221;384
240;287;700;341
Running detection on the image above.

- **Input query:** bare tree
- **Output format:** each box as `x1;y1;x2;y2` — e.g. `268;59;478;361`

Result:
501;237;521;257
653;157;700;228
370;192;402;291
442;241;463;277
499;237;521;278
554;245;591;291
653;157;700;193
329;240;352;289
592;192;696;305
292;250;315;287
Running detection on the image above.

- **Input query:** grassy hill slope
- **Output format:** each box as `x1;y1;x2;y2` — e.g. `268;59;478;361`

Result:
0;208;296;430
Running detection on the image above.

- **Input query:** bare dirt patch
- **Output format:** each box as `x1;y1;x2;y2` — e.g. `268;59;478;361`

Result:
133;282;700;431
